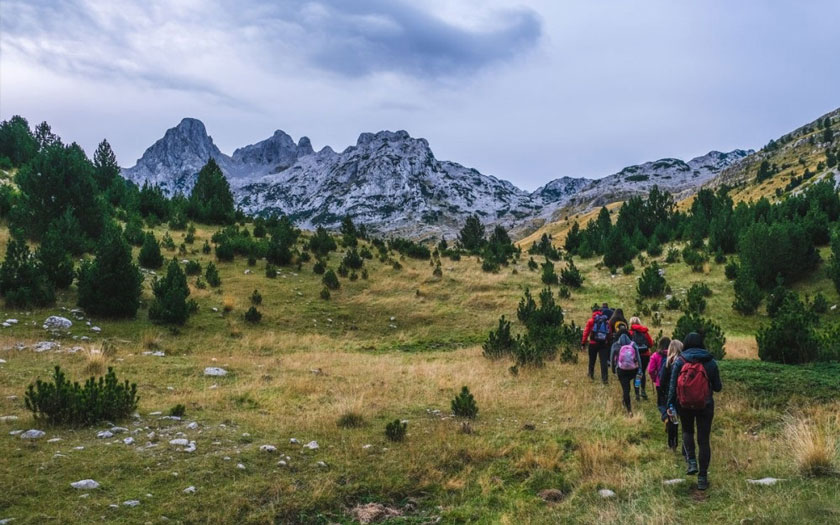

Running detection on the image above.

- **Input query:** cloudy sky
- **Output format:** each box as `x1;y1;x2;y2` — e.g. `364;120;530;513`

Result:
1;0;838;190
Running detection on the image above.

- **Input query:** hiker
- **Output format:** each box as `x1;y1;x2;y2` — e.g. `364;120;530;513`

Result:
629;316;654;400
610;330;642;414
600;302;614;319
582;306;610;384
666;332;722;491
607;308;628;343
651;338;682;450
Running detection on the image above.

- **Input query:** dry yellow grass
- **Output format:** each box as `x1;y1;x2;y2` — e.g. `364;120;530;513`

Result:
785;414;838;477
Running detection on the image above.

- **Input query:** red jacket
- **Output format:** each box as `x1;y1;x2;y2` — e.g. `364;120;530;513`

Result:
629;324;654;356
582;310;603;345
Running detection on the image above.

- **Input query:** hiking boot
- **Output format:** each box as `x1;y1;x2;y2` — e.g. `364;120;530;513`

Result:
697;475;709;490
635;394;641;402
641;389;648;400
686;459;699;476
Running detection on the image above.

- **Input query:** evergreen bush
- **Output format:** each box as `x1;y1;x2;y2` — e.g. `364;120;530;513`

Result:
265;263;277;278
322;269;340;290
77;224;142;318
385;419;407;442
250;289;262;305
451;386;478;419
482;316;516;359
138;232;164;269
244;306;262;324
205;262;221;287
37;222;74;289
758;295;819;364
320;287;331;300
673;313;726;360
541;260;558;285
185;260;202;276
622;263;635;275
560;260;584;288
637;262;666;297
149;260;191;325
24;366;138;426
0;236;55;307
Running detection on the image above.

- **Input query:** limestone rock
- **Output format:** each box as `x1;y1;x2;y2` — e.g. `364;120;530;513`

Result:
71;479;100;490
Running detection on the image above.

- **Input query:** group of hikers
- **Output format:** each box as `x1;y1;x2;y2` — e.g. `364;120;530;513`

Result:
581;303;722;491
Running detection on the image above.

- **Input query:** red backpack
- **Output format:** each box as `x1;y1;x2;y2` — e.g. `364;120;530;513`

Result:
676;360;710;410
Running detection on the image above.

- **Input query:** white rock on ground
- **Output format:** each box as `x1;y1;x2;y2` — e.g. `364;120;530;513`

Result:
96;431;114;439
183;441;196;453
204;367;227;377
186;422;198;430
71;479;100;490
110;427;128;434
20;429;45;440
123;437;135;445
289;438;299;444
5;319;18;324
169;438;189;446
91;326;101;333
304;441;319;450
237;463;246;470
747;477;785;486
663;479;684;485
260;445;277;453
43;316;72;330
316;461;328;468
33;341;59;352
123;500;140;507
183;486;196;494
598;489;616;498
47;438;61;443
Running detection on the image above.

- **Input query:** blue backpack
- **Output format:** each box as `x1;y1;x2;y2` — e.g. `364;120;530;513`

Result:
592;314;609;342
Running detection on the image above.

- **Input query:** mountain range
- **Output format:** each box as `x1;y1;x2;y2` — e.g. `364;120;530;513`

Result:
122;118;752;238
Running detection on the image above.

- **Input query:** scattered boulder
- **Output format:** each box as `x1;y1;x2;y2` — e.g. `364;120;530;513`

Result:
663;479;685;485
350;503;402;524
598;489;616;498
289;438;299;444
43;316;72;330
538;489;566;503
204;367;227;377
96;430;114;439
123;437;135;445
71;479;100;490
20;429;46;440
91;326;101;333
186;422;198;430
316;461;328;468
169;438;189;447
747;477;785;486
4;319;18;324
123;500;140;507
304;441;319;450
237;463;246;470
183;486;196;494
110;427;128;434
33;341;58;352
260;445;277;453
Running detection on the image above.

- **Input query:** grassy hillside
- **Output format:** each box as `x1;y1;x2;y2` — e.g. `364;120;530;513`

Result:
1;221;839;524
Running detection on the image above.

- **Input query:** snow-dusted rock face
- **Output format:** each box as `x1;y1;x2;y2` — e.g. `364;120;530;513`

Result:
559;150;753;211
235;130;538;237
121;117;753;238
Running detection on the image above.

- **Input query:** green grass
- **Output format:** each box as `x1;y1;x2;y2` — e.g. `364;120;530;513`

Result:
1;223;839;524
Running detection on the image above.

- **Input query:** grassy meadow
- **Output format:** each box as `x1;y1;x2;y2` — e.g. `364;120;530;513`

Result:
1;223;839;524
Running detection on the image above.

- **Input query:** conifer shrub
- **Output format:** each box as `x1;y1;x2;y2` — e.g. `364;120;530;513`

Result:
308;226;337;257
665;248;680;263
527;257;538;271
149;259;192;325
313;260;326;274
0;236;55;307
385;419;407;442
265;263;277;278
513;287;580;367
215;239;235;262
558;286;571;299
811;293;829;314
673;313;726;360
205;262;221;287
637;262;666;297
202;240;211;254
349;271;358;281
359;247;373;259
322;269;340;290
686;283;710;314
162;232;176;251
541;260;558;285
481;258;499;273
38;223;75;289
766;283;793;318
361;268;368;280
647;239;663;257
247;255;257;266
298;251;311;263
244;306;262;324
560;260;583;288
77;224;142;318
337;412;364;429
483;316;516;359
392;261;402;271
342;248;363;270
168;403;186;418
320;287;331;300
433;263;443;277
733;265;762;314
451;386;478;419
24;366;138;426
138;232;164;269
123;216;145;246
724;260;739;280
622;263;635;275
337;263;348;277
758;295;818;364
665;296;682;310
185;260;202;275
682;246;707;272
250;289;262;305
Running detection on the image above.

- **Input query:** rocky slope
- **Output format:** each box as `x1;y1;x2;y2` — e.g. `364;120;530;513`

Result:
122;118;752;238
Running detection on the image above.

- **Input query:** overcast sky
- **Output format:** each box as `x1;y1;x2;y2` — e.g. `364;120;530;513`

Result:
1;0;838;190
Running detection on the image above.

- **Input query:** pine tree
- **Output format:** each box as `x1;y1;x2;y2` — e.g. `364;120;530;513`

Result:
458;215;485;253
732;265;763;314
0;115;38;166
188;158;235;224
92;139;120;191
38;221;75;289
205;262;221;287
322;269;340;290
0;236;55;307
77;223;143;318
308;226;337;256
149;259;191;325
138;232;164;269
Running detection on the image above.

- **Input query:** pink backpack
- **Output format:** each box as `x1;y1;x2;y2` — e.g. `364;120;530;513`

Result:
617;344;637;370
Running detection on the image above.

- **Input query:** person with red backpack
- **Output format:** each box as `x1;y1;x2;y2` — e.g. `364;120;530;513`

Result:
666;332;722;491
609;330;642;414
629;316;654;401
581;305;611;384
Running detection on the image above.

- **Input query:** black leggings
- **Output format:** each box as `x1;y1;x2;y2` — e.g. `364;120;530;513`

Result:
656;385;679;449
636;354;651;393
680;406;714;476
588;343;609;382
617;368;638;413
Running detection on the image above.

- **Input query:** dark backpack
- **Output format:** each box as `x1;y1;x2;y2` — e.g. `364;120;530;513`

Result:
592;314;608;342
632;330;649;351
676;360;711;410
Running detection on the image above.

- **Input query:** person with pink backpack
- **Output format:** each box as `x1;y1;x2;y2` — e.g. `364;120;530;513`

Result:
666;332;722;491
609;329;642;415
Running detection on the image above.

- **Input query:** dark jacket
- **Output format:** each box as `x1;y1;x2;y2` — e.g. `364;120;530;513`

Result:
610;333;642;374
666;348;722;410
629;324;654;356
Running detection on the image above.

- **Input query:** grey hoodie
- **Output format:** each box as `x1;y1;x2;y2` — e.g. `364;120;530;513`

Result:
666;348;722;410
610;333;642;373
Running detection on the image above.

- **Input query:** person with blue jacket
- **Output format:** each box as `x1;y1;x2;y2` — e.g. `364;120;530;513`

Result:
666;332;722;491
